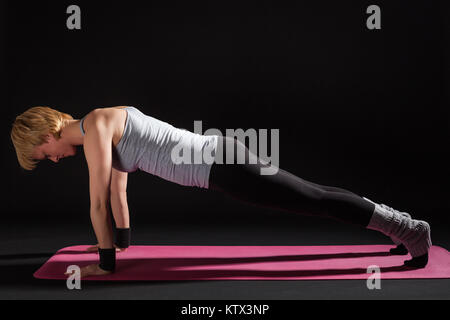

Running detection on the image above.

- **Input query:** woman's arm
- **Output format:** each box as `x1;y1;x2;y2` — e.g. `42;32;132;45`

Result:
83;111;115;250
73;109;119;279
67;111;116;278
65;110;123;278
84;151;130;254
110;168;130;229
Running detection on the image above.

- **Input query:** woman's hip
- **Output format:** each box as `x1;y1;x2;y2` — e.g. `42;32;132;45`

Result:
209;136;279;194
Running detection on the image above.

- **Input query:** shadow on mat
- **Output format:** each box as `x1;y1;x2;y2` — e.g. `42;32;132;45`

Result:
45;250;414;279
56;249;393;261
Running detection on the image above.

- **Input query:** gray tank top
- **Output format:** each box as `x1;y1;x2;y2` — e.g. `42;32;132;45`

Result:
80;107;218;189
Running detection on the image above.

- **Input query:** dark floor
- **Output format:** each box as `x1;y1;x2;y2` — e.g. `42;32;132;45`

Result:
1;216;449;300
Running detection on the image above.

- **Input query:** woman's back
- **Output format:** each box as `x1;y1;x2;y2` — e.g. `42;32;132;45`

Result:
80;106;218;189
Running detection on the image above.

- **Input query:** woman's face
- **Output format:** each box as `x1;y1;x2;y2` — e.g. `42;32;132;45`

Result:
33;134;77;163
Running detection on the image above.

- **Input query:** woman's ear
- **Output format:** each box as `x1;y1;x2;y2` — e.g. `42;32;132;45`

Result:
44;133;54;144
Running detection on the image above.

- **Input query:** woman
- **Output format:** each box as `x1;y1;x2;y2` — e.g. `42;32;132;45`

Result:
10;106;432;277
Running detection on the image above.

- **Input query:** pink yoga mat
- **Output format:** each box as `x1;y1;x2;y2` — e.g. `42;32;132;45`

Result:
34;245;450;281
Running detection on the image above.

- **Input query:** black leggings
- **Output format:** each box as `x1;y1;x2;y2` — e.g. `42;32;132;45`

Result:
208;136;375;227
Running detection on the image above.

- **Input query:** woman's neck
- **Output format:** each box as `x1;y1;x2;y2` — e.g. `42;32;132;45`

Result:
60;119;84;146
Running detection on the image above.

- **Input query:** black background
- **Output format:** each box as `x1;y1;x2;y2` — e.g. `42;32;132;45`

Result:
2;0;450;300
3;1;449;235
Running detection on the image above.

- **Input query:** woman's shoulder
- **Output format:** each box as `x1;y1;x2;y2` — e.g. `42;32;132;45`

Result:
83;106;128;133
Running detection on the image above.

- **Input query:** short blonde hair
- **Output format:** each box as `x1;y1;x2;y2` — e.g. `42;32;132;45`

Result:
11;106;73;170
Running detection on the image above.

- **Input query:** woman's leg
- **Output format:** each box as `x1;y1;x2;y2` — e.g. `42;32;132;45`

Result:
209;136;375;227
208;136;431;267
295;176;361;198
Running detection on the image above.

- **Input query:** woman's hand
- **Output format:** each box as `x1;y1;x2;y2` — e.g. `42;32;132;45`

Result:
65;264;112;278
86;244;127;253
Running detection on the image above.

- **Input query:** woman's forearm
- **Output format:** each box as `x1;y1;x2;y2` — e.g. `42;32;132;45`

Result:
110;192;130;229
90;206;115;248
